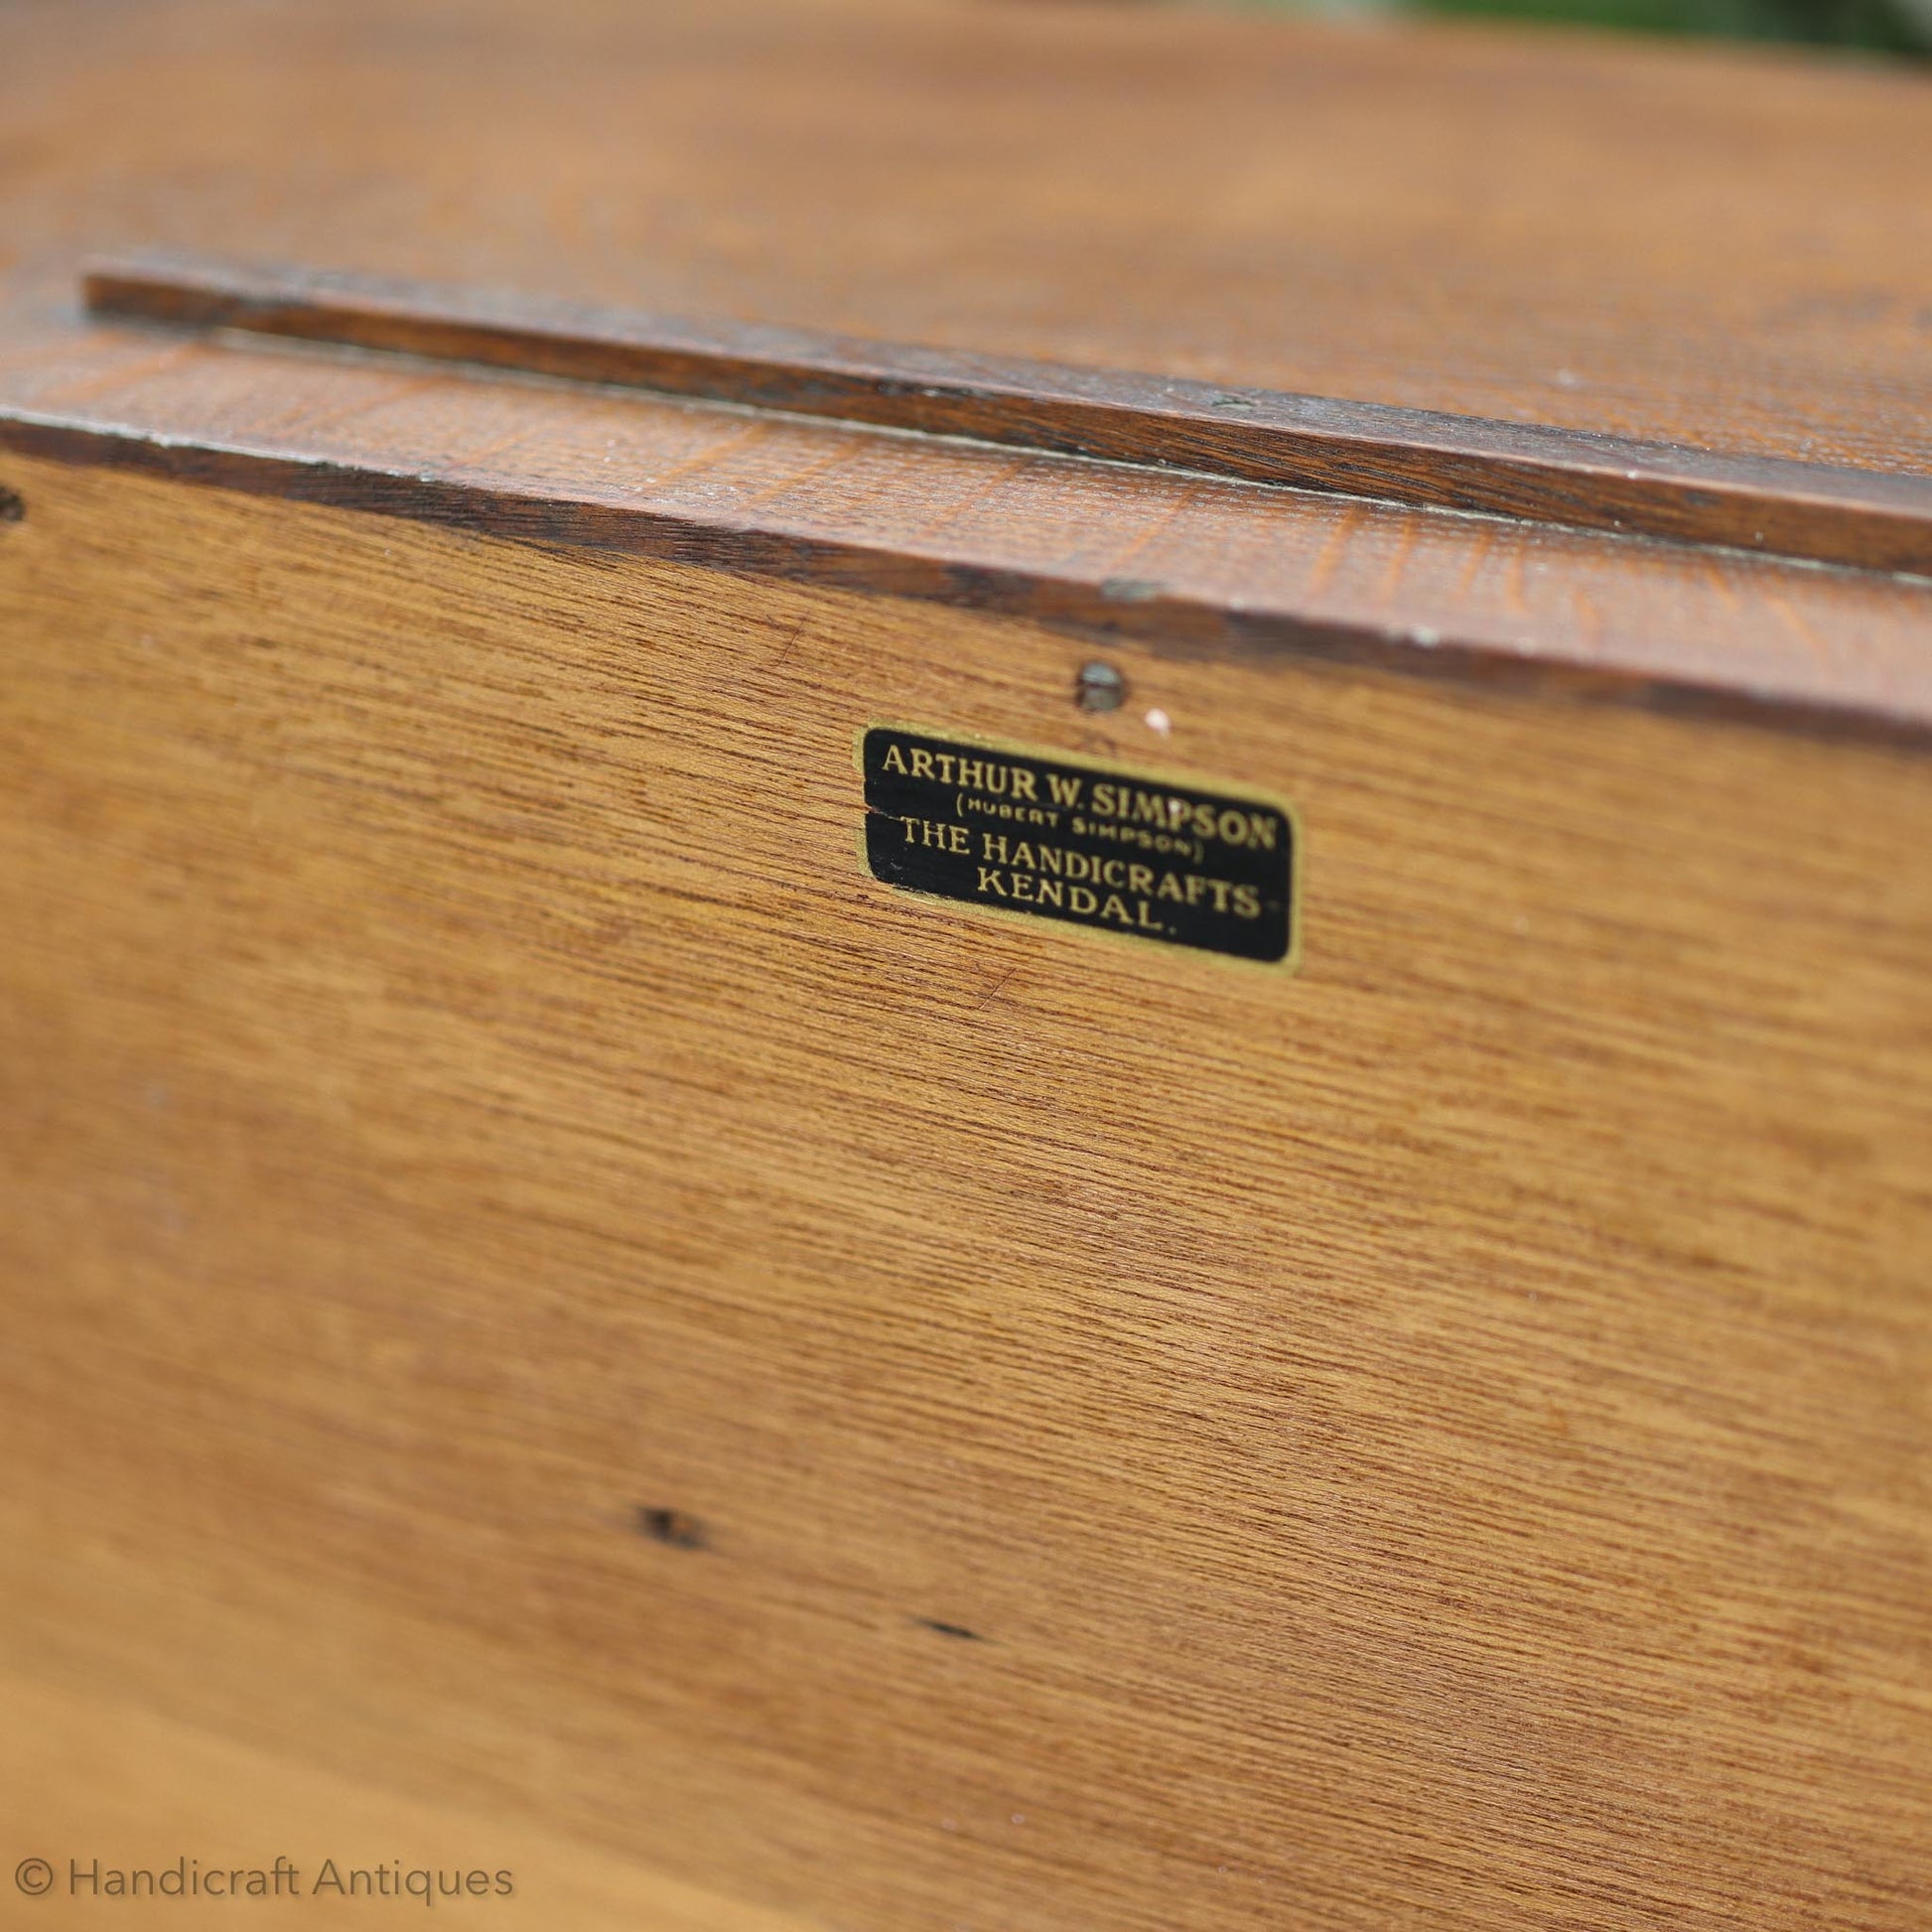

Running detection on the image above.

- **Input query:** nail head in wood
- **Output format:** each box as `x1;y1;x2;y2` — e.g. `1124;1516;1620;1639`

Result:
1077;662;1127;712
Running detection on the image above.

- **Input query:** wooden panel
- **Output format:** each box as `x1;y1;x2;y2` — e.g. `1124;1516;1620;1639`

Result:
3;0;1931;474
79;252;1932;576
5;320;1932;742
0;1675;809;1932
1;455;1926;1929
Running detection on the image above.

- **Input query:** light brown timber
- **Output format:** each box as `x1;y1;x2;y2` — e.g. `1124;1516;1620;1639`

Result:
0;455;1926;1930
77;251;1932;577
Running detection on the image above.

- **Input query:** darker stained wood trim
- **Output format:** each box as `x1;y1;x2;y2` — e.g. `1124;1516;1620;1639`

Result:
3;410;1926;754
84;252;1932;580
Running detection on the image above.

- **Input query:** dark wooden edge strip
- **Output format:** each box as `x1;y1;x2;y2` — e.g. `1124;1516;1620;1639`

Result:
83;251;1932;580
4;410;1925;754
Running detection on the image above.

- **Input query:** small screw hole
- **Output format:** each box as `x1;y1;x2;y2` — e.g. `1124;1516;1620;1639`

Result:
0;487;24;524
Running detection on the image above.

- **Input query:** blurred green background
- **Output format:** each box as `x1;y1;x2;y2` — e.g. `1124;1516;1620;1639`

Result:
1251;0;1932;54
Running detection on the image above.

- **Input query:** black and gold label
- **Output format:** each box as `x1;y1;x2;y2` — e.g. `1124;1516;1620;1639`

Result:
862;727;1296;965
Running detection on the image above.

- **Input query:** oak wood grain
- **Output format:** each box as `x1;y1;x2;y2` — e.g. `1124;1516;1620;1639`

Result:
0;1674;812;1932
4;319;1932;746
79;252;1932;578
1;456;1926;1931
3;5;1930;1926
2;0;1930;474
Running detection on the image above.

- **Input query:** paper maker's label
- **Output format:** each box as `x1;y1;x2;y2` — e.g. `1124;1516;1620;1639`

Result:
862;727;1295;965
